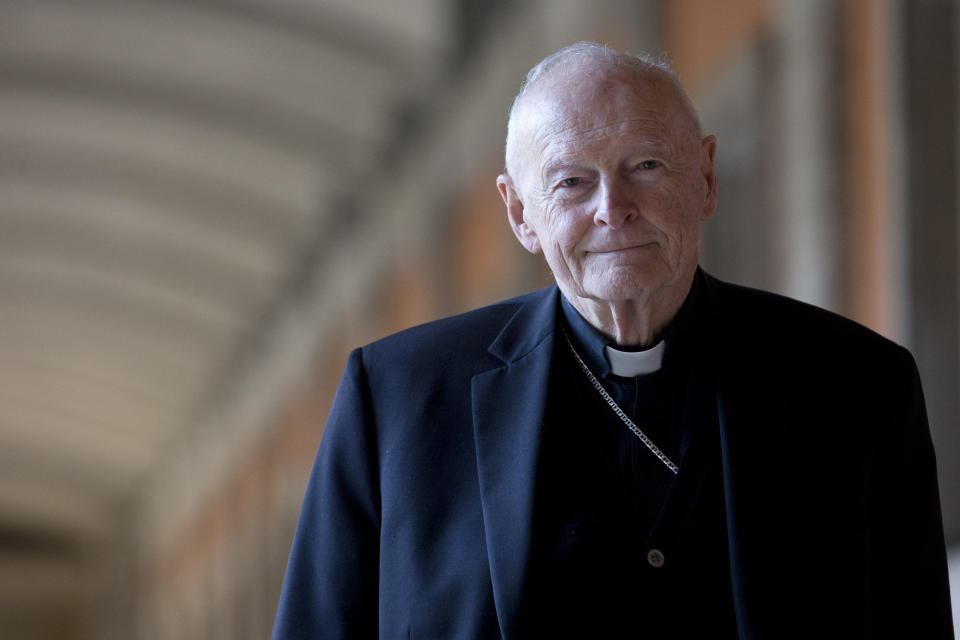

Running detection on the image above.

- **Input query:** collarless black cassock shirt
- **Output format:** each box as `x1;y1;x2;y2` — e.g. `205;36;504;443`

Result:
528;272;739;637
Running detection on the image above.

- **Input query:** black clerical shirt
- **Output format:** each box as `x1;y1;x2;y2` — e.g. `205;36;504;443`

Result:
527;274;738;637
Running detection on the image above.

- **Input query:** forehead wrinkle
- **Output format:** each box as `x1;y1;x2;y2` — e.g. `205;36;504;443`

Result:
536;114;681;167
534;87;688;145
547;116;675;145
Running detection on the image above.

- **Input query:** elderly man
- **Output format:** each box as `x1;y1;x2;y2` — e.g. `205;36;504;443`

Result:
273;43;953;638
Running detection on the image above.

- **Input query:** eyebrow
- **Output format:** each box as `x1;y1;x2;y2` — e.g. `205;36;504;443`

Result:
541;143;672;179
542;162;589;179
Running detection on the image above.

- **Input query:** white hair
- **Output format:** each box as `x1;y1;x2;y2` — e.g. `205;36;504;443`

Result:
510;42;674;118
503;42;699;176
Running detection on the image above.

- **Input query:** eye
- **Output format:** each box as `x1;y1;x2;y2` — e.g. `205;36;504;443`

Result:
636;160;661;170
559;177;583;188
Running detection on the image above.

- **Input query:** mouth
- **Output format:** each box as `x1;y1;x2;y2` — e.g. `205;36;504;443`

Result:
588;242;657;254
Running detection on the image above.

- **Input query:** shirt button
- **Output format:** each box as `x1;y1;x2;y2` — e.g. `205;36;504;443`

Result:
647;548;665;568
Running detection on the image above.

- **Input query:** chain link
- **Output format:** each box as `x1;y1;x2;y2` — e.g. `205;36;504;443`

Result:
560;328;679;475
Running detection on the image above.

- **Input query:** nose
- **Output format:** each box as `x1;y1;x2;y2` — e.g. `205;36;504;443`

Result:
593;176;638;229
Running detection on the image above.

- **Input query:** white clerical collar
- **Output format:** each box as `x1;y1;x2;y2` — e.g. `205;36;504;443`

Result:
604;341;665;377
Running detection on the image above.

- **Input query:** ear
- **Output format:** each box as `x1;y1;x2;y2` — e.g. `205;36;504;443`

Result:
497;174;541;254
699;135;718;221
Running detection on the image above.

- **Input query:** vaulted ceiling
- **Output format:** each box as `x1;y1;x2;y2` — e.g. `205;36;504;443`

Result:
0;0;458;601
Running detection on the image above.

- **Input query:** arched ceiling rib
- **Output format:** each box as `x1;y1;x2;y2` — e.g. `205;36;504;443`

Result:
0;1;411;160
0;141;303;250
0;92;327;213
0;477;116;543
0;304;214;385
0;368;179;436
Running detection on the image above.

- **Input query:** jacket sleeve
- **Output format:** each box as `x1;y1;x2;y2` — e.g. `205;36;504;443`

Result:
272;348;381;639
871;346;954;637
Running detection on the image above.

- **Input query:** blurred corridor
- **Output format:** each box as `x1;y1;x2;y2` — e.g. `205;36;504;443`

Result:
1;0;958;637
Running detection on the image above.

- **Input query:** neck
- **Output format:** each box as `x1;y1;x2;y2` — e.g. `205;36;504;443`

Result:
563;272;695;348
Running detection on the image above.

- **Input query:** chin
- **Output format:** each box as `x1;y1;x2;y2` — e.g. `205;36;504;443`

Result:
583;279;656;303
582;267;664;302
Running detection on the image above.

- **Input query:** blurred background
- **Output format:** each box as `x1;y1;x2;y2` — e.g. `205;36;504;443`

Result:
1;0;958;637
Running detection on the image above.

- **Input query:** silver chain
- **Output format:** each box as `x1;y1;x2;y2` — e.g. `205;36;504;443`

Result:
560;328;679;475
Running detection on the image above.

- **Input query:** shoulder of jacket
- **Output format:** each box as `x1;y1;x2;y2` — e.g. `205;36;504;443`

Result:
702;272;908;361
358;285;554;366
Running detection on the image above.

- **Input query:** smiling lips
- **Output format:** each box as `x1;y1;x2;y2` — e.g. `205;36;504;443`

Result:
586;241;657;254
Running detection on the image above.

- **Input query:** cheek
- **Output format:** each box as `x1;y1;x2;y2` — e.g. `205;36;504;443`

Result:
648;182;702;240
543;204;591;252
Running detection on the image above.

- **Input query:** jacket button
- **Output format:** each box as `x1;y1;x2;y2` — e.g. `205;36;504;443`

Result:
647;548;665;568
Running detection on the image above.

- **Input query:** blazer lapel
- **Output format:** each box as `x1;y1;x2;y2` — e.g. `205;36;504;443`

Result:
471;286;558;640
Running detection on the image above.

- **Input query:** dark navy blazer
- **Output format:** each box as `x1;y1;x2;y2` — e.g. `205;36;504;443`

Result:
272;272;953;639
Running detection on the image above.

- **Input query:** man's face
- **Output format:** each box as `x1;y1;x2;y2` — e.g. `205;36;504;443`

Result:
499;68;717;307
